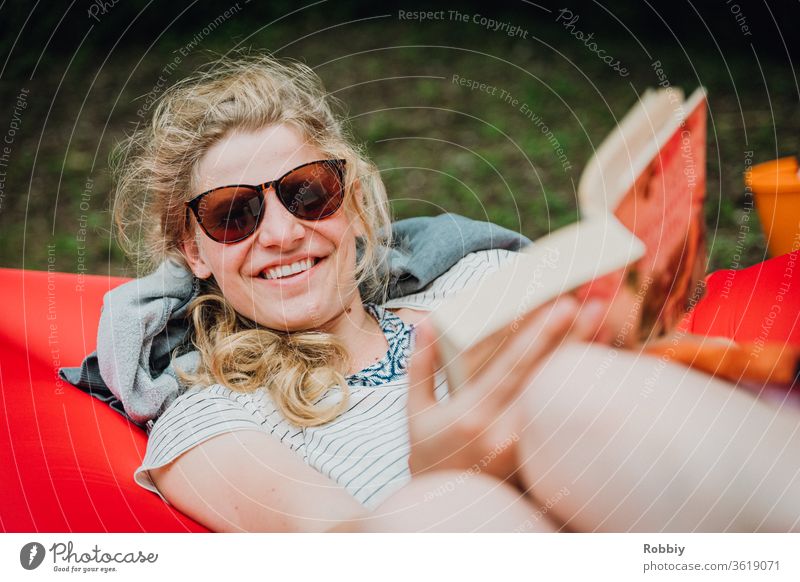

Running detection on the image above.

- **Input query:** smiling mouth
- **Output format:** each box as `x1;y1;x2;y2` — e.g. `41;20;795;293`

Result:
259;257;323;280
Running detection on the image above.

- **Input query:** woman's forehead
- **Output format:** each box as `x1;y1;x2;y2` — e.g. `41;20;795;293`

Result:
193;124;324;191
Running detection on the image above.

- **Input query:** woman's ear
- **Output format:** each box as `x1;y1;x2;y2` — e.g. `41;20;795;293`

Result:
181;233;213;279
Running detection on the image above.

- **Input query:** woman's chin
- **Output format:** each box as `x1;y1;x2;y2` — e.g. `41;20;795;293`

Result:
255;302;331;332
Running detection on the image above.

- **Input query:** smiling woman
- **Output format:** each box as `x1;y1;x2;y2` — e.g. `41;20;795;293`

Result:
109;51;577;531
106;50;800;534
113;55;393;429
181;124;390;426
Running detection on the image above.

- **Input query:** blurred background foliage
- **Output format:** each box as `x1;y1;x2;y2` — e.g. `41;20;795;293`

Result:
0;0;797;277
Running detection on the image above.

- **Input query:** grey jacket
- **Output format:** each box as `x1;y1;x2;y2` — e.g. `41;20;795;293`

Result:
60;213;531;429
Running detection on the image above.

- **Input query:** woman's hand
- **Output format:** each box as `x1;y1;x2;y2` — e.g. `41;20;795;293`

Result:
406;295;605;481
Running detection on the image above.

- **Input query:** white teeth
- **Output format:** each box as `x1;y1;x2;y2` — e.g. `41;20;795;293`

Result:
263;258;316;280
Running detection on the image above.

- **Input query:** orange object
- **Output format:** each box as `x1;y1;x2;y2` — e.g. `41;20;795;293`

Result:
644;334;799;388
747;156;800;257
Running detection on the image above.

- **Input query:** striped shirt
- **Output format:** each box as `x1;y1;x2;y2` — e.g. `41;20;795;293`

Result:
134;249;518;509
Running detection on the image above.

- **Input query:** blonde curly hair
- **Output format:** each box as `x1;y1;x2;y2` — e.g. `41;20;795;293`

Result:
112;50;392;426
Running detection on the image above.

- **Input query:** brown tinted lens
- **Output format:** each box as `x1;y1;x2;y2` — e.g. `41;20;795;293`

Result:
277;161;344;220
196;187;263;242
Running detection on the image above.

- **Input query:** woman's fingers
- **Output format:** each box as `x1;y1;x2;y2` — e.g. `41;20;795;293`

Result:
408;296;607;419
407;321;440;414
461;296;581;412
567;298;608;343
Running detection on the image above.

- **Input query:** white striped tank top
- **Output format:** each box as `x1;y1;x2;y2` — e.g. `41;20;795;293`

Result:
134;249;518;509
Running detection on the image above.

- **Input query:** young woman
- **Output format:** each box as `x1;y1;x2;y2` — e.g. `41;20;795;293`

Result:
117;52;800;532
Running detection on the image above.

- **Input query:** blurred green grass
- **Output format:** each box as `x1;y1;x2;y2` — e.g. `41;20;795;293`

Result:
1;10;797;278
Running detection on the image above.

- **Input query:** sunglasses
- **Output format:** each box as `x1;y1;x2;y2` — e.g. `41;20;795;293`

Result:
185;158;347;244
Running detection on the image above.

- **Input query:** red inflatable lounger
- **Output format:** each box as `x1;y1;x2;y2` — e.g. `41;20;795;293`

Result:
0;268;208;532
684;250;800;345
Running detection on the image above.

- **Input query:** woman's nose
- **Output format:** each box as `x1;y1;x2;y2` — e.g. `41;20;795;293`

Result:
253;187;306;248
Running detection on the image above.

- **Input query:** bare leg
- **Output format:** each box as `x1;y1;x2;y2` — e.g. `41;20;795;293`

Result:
341;470;557;532
515;342;800;532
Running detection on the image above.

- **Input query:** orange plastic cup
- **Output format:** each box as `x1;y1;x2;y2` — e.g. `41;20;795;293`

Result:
746;156;800;257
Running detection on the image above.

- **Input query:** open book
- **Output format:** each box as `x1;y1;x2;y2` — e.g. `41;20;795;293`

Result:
431;87;711;391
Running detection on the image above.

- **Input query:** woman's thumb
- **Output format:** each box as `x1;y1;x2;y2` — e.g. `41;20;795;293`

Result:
407;320;438;412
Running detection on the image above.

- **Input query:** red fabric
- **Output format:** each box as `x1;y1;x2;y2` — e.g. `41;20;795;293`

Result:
0;268;208;532
684;251;800;346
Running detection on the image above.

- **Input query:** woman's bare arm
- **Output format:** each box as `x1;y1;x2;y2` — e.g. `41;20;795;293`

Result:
149;430;368;532
151;429;549;532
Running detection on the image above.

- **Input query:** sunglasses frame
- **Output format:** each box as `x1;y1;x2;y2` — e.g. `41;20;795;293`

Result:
185;158;347;244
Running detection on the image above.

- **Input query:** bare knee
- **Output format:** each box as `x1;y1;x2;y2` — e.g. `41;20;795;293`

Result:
514;341;750;531
519;340;695;423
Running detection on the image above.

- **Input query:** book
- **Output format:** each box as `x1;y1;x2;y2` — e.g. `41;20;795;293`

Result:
430;87;711;392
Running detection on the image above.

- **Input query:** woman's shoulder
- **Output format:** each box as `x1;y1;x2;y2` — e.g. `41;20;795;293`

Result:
140;383;297;477
383;248;520;313
136;383;301;504
150;383;275;438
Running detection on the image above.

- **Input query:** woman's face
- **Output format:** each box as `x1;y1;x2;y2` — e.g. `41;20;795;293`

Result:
182;123;364;332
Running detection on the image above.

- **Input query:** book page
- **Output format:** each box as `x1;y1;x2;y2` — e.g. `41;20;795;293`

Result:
579;88;680;217
609;88;708;341
431;214;644;391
